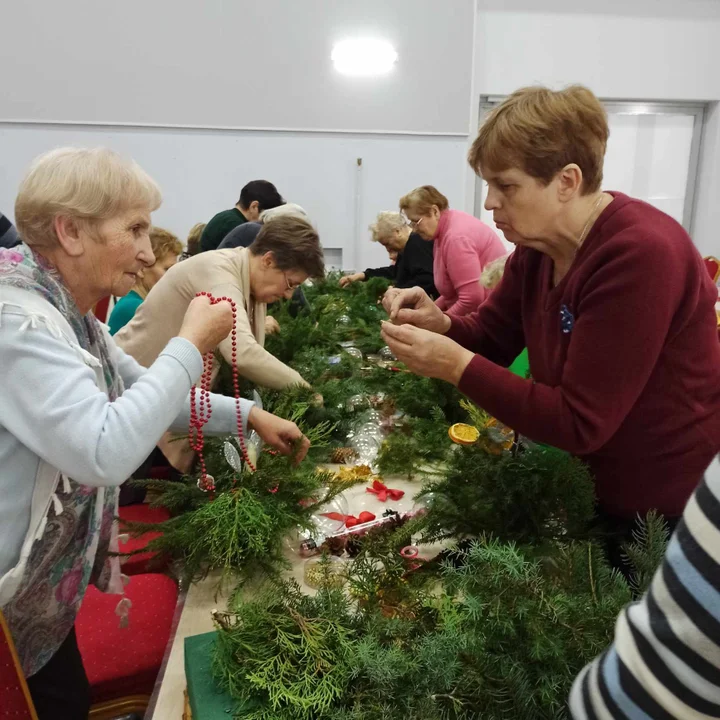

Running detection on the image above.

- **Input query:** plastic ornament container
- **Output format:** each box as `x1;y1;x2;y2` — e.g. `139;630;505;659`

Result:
285;491;350;558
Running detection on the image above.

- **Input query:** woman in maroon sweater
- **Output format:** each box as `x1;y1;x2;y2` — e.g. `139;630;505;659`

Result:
381;85;720;538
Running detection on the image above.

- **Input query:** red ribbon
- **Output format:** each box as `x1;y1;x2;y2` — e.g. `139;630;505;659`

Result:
321;511;376;528
366;479;404;502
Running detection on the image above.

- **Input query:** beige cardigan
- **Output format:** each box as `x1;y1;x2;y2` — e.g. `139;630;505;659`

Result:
115;248;305;390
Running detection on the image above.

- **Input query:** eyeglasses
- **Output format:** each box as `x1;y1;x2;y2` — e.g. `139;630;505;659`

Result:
283;271;302;291
408;216;425;230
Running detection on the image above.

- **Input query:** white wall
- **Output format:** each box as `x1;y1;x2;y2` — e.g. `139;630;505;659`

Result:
473;0;720;257
475;0;720;101
0;124;468;272
693;103;720;258
2;0;719;264
0;0;476;271
0;0;474;135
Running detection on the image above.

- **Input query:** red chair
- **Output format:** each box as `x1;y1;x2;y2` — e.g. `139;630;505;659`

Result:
705;257;720;339
93;296;112;324
118;504;171;576
0;609;38;720
77;573;178;719
705;256;720;284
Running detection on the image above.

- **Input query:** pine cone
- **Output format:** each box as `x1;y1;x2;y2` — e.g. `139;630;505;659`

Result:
330;447;356;464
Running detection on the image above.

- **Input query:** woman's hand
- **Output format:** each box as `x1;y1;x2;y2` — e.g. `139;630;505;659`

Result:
265;316;281;335
339;272;365;287
178;295;233;354
380;321;474;385
248;407;310;463
382;286;451;334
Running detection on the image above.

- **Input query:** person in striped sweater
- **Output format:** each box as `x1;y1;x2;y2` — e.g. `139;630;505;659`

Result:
570;456;720;718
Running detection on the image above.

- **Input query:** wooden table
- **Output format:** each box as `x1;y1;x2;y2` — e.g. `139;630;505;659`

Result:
148;475;426;720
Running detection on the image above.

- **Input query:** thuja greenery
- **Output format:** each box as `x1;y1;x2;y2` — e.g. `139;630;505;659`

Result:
126;273;466;581
210;536;635;720
132;273;672;717
126;446;357;585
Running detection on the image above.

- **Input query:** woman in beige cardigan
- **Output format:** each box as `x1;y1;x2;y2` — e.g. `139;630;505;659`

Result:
115;215;324;470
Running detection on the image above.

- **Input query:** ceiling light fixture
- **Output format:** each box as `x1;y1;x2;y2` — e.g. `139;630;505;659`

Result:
331;38;398;77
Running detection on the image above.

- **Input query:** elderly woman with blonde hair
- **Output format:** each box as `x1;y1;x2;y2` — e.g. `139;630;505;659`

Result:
340;211;437;297
382;85;720;571
391;185;505;316
0;147;308;718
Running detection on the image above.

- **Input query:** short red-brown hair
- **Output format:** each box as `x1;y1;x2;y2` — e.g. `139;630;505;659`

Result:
469;85;609;195
399;186;449;216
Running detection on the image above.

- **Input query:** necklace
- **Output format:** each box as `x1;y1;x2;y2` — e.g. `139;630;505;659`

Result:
552;194;607;287
188;292;256;494
577;194;606;248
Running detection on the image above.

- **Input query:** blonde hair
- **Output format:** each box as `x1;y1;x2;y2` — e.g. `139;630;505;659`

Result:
480;253;512;290
149;226;182;262
259;203;308;224
186;222;206;256
469;85;608;195
399;186;449;216
368;211;408;242
15;147;162;248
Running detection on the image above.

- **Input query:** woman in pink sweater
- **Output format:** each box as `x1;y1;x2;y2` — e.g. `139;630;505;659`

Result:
399;186;505;317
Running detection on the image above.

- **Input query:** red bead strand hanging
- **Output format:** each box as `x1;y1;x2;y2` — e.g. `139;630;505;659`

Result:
188;292;256;493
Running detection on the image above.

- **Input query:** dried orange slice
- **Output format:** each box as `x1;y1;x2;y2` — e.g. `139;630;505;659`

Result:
448;423;480;445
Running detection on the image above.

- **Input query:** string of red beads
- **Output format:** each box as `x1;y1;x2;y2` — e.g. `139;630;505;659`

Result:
188;292;256;492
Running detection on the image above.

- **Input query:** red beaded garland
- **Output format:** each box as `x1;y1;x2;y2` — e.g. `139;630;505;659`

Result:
189;292;256;492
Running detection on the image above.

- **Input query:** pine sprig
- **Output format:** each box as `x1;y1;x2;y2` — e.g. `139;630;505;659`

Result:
622;510;671;595
210;532;633;720
418;443;596;544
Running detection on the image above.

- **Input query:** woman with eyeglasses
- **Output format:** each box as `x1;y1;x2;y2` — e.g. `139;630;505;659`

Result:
339;211;437;298
116;216;322;472
115;214;320;390
397;185;505;317
114;214;323;458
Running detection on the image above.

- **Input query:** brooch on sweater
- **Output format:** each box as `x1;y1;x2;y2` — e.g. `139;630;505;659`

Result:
560;305;574;334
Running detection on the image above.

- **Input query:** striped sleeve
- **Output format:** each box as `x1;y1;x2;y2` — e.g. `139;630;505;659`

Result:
570;456;720;719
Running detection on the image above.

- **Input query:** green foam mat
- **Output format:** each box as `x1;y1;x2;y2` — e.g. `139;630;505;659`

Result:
184;632;237;719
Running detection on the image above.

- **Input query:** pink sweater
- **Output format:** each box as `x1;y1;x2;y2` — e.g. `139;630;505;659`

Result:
433;210;506;317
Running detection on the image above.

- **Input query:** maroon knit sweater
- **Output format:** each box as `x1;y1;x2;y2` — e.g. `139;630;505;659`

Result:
448;192;720;519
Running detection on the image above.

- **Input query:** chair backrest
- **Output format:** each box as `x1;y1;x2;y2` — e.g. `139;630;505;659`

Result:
705;256;720;284
0;609;38;720
93;296;112;323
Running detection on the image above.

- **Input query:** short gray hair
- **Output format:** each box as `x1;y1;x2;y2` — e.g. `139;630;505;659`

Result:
259;203;308;224
15;147;162;248
368;211;408;242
